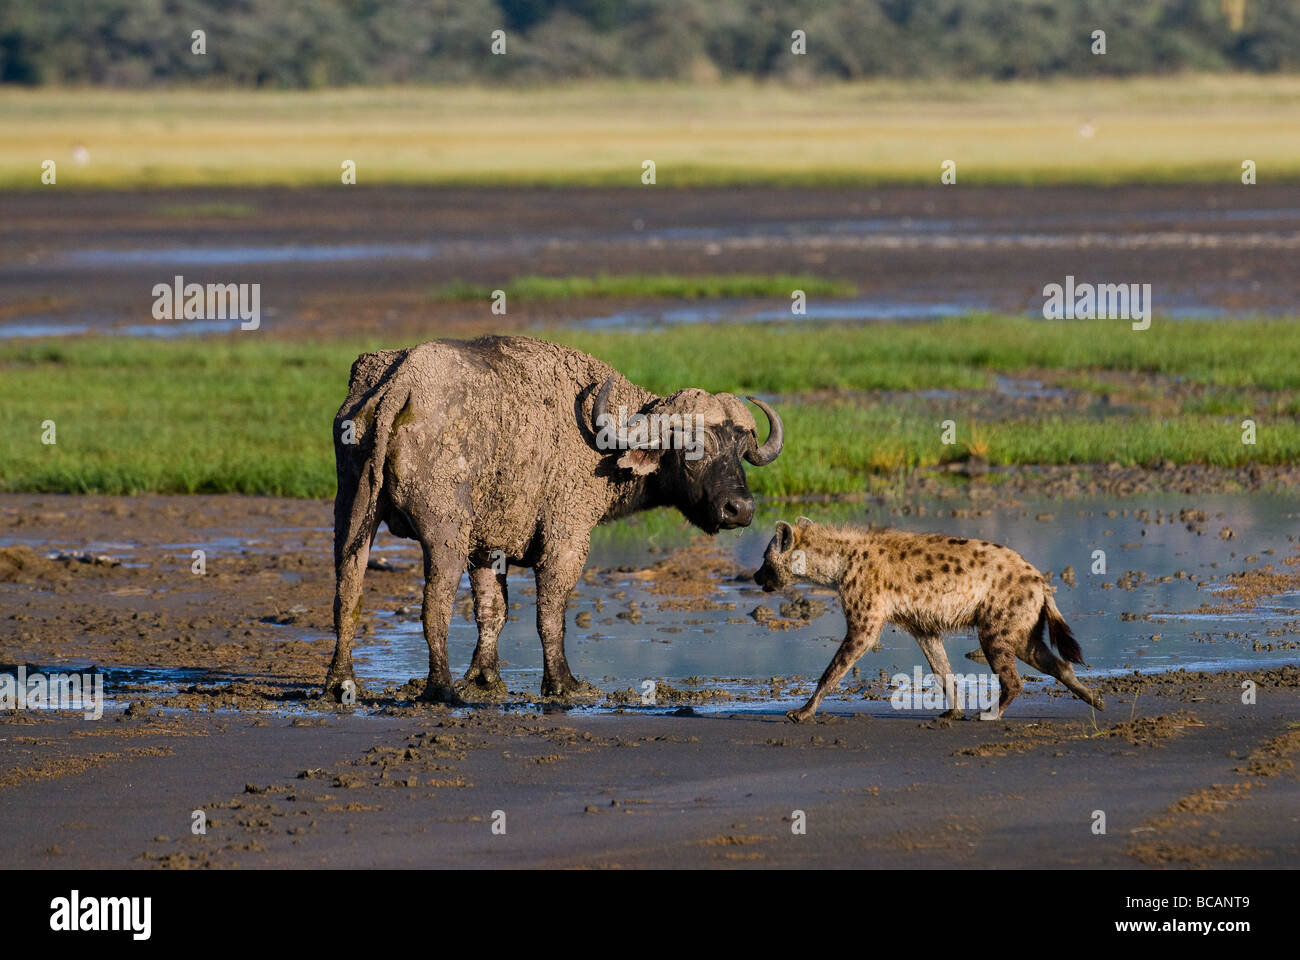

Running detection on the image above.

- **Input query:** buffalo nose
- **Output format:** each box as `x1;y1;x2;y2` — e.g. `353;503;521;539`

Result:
721;497;754;527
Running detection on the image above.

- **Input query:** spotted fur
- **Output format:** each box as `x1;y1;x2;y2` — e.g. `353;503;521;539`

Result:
754;518;1105;722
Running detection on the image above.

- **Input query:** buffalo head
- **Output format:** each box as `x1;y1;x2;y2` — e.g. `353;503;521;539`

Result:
591;376;783;534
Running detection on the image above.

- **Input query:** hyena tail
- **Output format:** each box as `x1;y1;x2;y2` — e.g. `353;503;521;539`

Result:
1040;593;1085;665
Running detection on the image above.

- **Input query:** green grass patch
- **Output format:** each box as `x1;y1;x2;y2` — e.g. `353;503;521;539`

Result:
749;407;1300;498
1;314;1296;498
555;314;1300;393
432;273;855;303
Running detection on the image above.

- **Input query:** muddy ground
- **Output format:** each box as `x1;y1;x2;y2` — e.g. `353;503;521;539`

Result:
5;672;1298;869
3;490;1299;868
3;184;1299;337
4;183;1300;867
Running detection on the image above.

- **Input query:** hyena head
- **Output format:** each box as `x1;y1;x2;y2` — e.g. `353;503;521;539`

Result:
754;517;825;592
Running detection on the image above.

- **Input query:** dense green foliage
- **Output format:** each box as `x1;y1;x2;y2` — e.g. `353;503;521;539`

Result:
2;1;1296;87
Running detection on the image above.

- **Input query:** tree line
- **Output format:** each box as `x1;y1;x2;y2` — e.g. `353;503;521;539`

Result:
1;0;1295;87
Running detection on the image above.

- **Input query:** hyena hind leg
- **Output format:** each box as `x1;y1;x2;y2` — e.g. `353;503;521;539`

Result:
914;633;962;720
1024;634;1105;711
978;629;1023;720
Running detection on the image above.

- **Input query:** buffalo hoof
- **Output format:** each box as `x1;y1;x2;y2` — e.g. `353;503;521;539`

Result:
541;675;602;701
454;666;509;702
321;671;361;704
420;679;465;706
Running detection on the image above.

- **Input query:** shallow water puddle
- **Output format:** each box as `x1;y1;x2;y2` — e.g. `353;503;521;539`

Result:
574;298;983;330
51;205;1300;270
348;492;1300;709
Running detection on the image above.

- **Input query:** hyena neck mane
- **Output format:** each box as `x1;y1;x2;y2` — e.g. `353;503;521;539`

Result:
794;523;861;585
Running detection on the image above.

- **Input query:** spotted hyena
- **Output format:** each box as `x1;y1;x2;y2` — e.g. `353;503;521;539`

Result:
753;518;1105;723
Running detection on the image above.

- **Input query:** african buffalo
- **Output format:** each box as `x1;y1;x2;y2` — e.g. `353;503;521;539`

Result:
324;335;782;702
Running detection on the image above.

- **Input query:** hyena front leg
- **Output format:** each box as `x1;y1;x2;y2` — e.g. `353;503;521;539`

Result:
788;605;884;723
915;633;963;720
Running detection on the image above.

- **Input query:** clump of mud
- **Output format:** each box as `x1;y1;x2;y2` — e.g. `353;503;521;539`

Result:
1232;726;1300;778
605;679;734;706
0;545;125;583
747;591;831;631
780;595;829;621
150;681;315;713
1101;711;1198;747
627;542;739;596
1099;665;1300;698
955;711;1193;757
1187;551;1300;614
1127;841;1261;866
0;546;68;583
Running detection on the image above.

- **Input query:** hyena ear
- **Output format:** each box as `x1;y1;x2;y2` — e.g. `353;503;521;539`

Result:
617;448;663;475
775;520;794;553
795;516;813;528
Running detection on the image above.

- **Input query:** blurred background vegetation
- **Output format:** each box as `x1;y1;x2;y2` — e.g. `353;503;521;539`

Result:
1;0;1295;88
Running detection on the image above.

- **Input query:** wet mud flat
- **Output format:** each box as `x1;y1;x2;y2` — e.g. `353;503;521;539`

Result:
3;485;1300;867
5;480;1300;686
4;670;1299;869
4;478;1300;697
3;184;1300;339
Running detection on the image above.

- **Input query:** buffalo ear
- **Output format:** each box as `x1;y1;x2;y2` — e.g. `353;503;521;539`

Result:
775;520;794;553
617;448;662;475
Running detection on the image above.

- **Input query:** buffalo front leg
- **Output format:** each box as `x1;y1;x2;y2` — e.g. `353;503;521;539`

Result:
536;542;599;700
456;565;509;699
417;529;469;704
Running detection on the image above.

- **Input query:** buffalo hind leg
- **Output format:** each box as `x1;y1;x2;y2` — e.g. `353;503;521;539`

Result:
324;516;378;702
417;524;469;704
536;542;600;700
457;565;509;700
